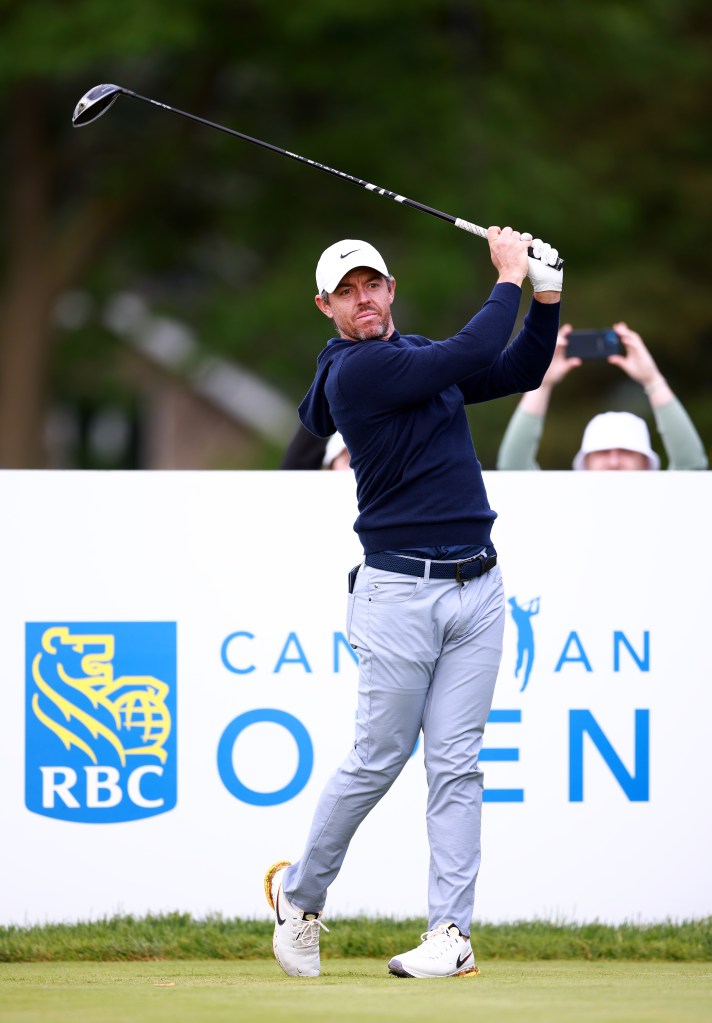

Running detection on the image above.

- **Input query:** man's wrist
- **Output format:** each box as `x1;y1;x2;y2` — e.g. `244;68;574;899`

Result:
496;273;525;288
533;292;561;304
520;388;551;415
643;374;666;394
643;375;673;406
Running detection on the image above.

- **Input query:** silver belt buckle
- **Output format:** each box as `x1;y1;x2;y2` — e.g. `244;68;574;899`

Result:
455;551;487;583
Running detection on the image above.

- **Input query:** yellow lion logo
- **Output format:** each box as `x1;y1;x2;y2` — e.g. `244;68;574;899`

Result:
31;627;171;765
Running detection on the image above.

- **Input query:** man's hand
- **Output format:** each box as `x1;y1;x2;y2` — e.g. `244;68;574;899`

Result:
607;322;660;385
541;325;581;387
487;226;530;287
522;233;563;298
519;324;579;416
607;321;673;406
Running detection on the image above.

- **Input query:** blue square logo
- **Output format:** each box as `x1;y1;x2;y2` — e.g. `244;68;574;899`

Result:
25;623;177;823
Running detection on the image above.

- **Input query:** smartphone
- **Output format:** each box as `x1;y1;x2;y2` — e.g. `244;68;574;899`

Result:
566;329;625;360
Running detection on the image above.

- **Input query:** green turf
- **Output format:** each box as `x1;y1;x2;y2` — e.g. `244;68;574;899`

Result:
2;914;710;962
1;960;711;1023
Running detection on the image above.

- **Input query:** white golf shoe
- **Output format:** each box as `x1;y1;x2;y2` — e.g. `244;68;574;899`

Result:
264;860;329;977
388;922;480;978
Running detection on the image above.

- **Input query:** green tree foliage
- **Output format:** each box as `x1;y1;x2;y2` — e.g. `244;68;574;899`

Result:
0;0;710;466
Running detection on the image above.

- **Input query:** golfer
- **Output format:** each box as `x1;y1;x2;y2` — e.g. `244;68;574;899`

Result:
265;228;563;978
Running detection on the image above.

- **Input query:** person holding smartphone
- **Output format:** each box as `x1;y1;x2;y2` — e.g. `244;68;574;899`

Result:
496;321;707;470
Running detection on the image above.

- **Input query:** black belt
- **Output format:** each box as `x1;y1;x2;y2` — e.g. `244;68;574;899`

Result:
365;547;497;583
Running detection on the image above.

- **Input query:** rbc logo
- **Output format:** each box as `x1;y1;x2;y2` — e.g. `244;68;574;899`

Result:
25;623;177;823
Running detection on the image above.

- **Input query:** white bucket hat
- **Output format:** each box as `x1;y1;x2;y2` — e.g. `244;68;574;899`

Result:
315;239;389;295
572;411;660;470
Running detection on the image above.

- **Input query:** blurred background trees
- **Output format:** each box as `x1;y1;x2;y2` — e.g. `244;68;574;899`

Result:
1;0;710;469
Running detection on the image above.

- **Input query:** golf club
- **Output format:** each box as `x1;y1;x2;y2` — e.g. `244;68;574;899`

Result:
72;83;563;270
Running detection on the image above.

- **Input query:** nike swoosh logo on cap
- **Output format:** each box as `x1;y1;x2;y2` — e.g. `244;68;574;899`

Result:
340;249;359;258
275;891;286;926
456;949;473;969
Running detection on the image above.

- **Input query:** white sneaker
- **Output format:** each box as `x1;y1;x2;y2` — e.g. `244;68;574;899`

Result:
388;922;480;978
264;860;329;977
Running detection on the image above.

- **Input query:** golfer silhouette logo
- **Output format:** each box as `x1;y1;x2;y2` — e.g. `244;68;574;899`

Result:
508;596;540;692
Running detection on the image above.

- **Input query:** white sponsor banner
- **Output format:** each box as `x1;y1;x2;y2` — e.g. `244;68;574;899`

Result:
0;470;710;926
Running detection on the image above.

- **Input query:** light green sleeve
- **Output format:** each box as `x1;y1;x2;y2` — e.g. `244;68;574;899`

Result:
496;406;545;471
653;397;709;470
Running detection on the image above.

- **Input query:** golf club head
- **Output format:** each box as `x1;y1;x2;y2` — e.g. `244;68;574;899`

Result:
72;84;123;126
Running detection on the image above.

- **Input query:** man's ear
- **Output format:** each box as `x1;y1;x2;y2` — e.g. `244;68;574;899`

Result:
388;278;396;305
315;294;333;319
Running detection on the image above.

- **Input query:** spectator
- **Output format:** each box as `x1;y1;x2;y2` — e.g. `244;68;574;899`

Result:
279;425;351;470
322;432;351;471
496;322;707;470
280;421;328;469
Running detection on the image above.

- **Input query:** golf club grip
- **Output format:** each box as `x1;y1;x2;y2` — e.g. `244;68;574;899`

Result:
534;249;564;271
454;218;488;240
456;218;564;270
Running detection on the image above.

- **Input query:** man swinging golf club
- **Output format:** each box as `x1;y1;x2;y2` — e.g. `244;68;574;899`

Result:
264;227;563;979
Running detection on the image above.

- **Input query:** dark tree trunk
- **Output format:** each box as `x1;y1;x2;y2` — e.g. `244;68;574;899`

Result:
0;81;53;467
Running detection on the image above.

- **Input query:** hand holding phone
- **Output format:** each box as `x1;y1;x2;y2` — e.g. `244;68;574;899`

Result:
565;329;625;361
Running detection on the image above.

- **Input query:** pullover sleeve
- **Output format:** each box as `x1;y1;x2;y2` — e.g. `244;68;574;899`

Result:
335;282;521;414
496;406;544;470
457;297;559;404
653;397;709;470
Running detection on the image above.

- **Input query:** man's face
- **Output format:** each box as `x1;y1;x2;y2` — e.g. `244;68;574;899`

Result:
315;268;395;342
584;448;650;470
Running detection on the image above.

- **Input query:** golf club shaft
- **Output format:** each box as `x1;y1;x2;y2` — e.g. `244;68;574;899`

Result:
117;89;486;237
76;85;563;268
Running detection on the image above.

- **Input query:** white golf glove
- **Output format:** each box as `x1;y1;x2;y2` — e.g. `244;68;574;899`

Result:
521;232;563;292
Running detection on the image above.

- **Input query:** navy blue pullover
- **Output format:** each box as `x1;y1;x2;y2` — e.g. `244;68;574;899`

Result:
298;282;559;554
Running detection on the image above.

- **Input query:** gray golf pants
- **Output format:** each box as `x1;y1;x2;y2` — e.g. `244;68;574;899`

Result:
284;559;505;933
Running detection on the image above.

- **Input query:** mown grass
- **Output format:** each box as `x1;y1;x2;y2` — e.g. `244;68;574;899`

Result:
1;960;712;1023
1;914;710;963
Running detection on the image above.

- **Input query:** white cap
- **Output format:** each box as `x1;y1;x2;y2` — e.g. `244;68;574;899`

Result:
572;412;660;470
315;239;389;295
